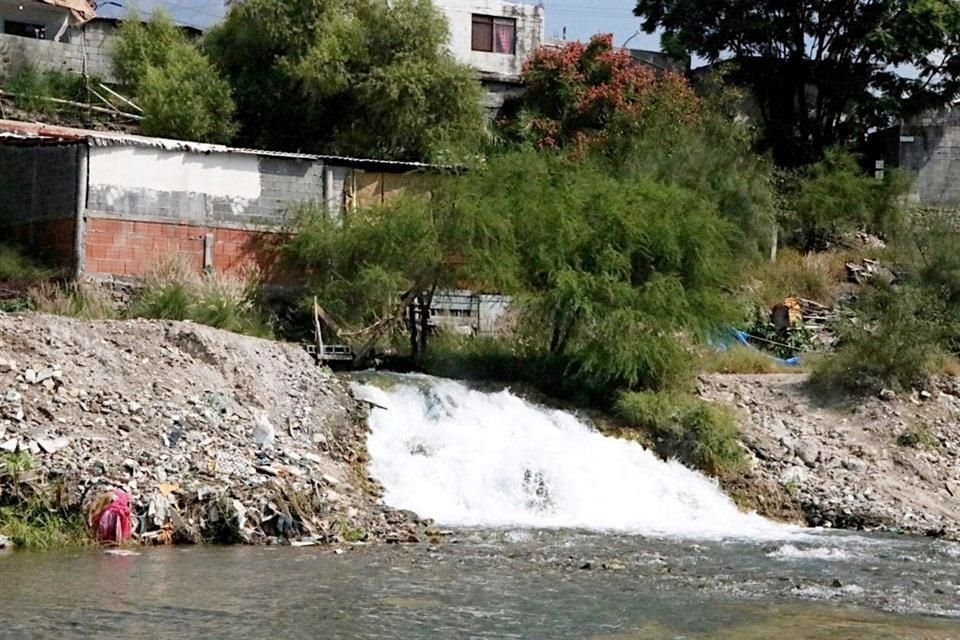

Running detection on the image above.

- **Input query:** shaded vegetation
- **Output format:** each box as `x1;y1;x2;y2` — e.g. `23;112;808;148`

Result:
615;391;745;476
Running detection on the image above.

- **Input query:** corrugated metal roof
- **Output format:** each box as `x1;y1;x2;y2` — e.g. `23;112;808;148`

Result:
0;119;457;170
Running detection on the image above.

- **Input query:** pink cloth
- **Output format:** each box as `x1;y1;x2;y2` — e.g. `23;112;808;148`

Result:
92;490;133;544
495;23;514;53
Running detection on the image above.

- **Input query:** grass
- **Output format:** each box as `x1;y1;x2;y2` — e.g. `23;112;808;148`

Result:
0;243;55;284
896;421;940;449
740;248;858;307
2;66;91;115
28;281;118;320
128;258;273;338
699;345;801;374
614;391;746;476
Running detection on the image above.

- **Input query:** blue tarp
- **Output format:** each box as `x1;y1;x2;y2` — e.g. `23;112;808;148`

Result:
711;329;800;367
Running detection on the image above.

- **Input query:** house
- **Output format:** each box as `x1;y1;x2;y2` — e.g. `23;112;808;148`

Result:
432;0;545;113
0;119;442;282
0;1;117;81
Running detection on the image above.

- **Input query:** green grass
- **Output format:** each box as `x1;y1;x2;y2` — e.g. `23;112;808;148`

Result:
0;243;55;284
699;345;801;374
614;391;746;476
896;421;940;449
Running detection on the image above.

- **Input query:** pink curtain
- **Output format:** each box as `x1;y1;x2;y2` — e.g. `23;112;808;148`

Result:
494;23;514;53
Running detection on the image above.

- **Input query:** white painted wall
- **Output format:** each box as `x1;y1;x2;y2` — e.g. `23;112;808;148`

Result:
433;0;544;79
88;147;262;200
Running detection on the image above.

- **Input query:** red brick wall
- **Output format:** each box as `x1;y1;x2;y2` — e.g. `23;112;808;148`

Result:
83;217;295;284
2;219;77;270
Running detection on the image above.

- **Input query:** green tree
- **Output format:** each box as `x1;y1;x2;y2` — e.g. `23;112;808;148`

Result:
634;0;960;165
206;0;486;162
114;11;237;143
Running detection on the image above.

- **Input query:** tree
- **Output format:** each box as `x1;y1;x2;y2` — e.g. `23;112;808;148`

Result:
510;34;699;148
634;0;960;165
206;0;487;162
114;12;237;143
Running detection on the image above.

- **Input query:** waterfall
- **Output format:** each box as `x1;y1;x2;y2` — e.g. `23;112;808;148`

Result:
355;374;793;540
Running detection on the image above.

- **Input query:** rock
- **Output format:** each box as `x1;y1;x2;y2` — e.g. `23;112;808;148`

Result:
796;445;820;468
0;358;16;372
36;436;71;454
253;411;275;448
879;389;896;401
831;579;843;588
579;561;593;570
0;534;10;549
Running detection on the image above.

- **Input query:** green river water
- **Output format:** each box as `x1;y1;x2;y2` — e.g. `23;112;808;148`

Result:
1;529;958;639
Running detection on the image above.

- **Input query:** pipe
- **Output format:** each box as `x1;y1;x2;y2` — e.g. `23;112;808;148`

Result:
74;142;89;279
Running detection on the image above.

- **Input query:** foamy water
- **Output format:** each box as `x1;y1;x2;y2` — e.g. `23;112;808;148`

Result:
356;375;797;540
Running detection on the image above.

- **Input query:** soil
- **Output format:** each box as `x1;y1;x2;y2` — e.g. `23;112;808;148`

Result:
0;312;436;547
701;374;960;539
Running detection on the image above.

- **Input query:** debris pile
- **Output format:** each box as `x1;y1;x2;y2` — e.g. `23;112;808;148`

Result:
0;313;437;546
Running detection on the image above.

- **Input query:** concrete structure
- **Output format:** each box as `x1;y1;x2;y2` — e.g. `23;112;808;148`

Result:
433;0;544;114
434;0;543;80
429;290;513;336
0;120;441;281
886;109;960;207
0;1;123;81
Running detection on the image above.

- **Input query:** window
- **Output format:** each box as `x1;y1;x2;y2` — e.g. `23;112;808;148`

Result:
3;20;47;39
471;15;516;54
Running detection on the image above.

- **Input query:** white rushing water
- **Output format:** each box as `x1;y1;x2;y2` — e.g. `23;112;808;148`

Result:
356;375;795;540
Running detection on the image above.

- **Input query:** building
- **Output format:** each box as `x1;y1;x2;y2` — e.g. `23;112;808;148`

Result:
1;1;119;81
0;120;440;282
881;108;960;208
432;0;544;113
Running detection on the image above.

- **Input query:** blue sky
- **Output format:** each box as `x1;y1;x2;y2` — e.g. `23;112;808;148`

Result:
98;0;663;52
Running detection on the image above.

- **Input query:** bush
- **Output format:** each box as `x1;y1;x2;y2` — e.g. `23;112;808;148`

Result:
114;11;236;143
1;67;89;115
699;345;799;374
28;282;118;320
615;391;745;476
128;259;272;337
779;149;909;251
742;248;853;307
138;46;237;142
810;286;944;394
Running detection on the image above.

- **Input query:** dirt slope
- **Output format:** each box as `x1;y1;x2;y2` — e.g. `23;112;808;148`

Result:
701;374;960;539
0;313;430;545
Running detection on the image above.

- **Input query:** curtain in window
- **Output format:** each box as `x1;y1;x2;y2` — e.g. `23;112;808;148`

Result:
494;21;515;54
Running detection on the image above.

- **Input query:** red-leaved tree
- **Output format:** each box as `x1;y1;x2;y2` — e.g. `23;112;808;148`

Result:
512;34;699;148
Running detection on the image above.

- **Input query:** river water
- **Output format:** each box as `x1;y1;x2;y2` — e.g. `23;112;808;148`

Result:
1;375;959;638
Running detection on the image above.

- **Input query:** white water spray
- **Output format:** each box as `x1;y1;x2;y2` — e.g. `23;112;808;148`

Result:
356;375;794;540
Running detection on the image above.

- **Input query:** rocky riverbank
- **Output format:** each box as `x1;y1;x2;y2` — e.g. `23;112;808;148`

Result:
701;374;960;540
0;313;434;548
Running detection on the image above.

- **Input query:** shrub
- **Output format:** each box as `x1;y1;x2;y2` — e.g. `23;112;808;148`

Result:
810;286;943;394
128;259;272;337
114;11;236;143
742;248;852;307
28;282;118;320
779;149;910;251
896;421;939;449
615;391;745;476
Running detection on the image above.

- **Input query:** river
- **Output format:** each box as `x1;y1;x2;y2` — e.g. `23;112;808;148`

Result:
1;374;959;638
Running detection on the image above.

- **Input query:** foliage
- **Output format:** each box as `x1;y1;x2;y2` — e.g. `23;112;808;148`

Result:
510;34;700;148
741;248;853;307
206;0;486;161
114;11;236;142
811;285;944;394
615;391;745;475
1;66;89;115
128;259;273;338
28;282;118;320
0;243;54;284
699;345;799;374
634;0;960;165
896;421;939;449
779;149;910;251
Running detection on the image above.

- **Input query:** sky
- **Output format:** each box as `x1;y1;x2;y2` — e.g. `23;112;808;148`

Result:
96;0;664;52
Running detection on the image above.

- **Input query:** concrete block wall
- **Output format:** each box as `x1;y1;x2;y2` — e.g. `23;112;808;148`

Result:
900;109;960;207
0;21;117;82
85;147;325;229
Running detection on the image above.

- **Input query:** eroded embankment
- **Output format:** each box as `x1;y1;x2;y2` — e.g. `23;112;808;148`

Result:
0;313;433;548
701;374;960;539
